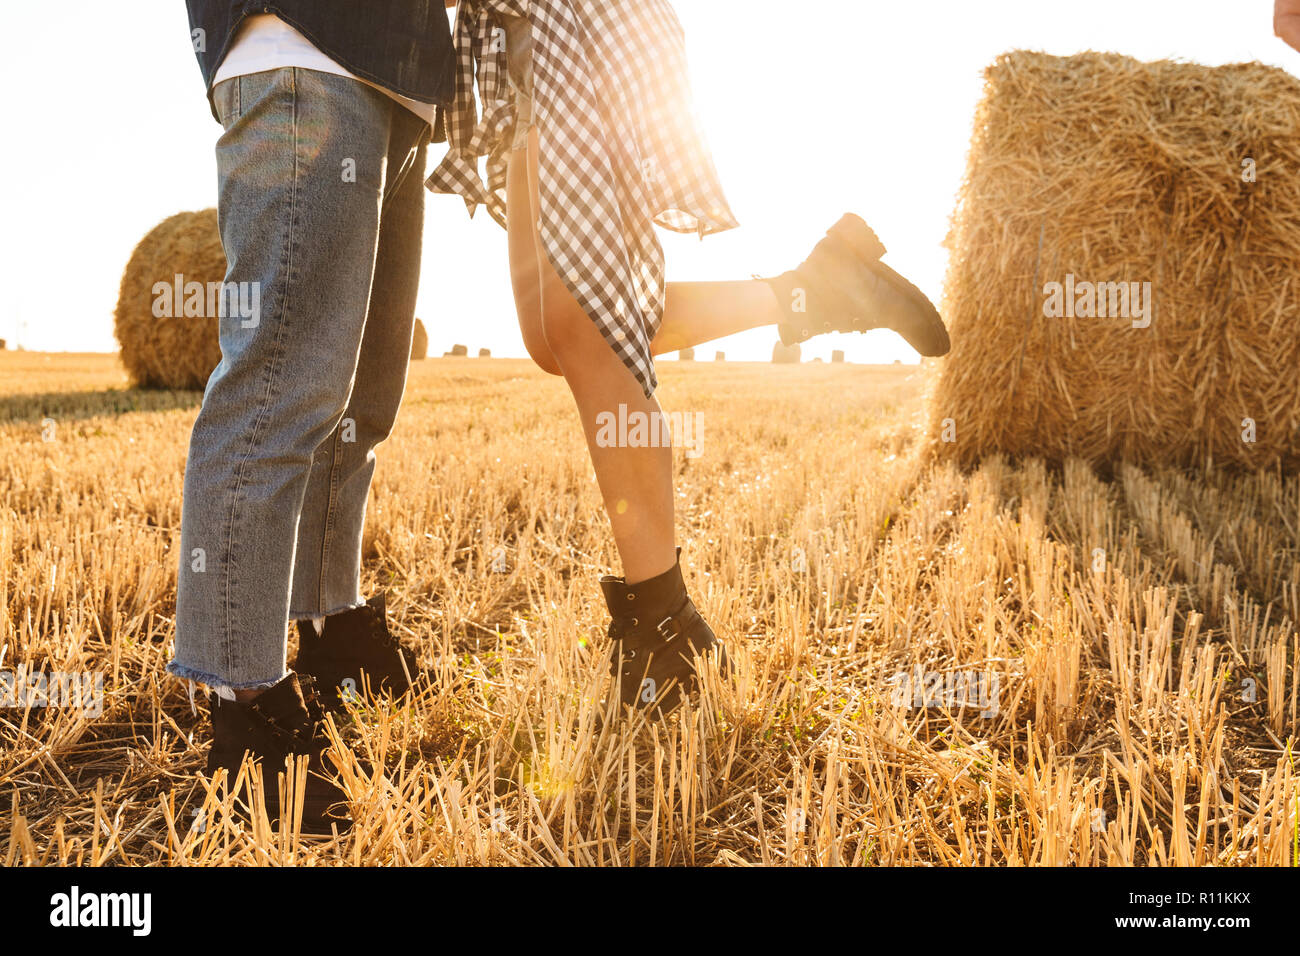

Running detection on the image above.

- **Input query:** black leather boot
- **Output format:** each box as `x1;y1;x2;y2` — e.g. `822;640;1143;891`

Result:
600;549;727;716
294;593;418;711
205;672;350;833
764;213;950;356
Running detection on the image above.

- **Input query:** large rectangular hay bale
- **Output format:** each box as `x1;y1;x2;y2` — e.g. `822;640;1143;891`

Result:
929;51;1300;470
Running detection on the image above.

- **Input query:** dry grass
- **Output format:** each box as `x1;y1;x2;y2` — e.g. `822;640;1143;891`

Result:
931;52;1300;470
1;352;1295;866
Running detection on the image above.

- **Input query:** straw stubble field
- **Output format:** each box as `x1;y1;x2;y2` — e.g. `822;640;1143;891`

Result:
1;352;1296;866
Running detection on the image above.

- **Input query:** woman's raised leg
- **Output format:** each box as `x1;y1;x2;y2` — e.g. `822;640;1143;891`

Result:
652;280;785;355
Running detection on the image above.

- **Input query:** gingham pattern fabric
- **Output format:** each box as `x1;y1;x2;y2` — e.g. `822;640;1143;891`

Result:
426;0;738;397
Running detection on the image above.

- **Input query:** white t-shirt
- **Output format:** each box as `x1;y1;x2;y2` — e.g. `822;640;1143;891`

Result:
212;14;438;128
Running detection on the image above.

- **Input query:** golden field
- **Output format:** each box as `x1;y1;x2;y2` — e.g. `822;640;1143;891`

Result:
0;351;1296;866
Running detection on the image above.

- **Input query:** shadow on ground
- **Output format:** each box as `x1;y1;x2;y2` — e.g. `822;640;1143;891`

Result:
0;388;203;424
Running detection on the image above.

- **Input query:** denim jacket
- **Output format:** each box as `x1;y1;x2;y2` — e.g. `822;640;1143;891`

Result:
186;0;455;121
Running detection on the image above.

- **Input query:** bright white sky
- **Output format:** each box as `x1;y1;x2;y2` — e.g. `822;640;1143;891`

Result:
1;0;1295;363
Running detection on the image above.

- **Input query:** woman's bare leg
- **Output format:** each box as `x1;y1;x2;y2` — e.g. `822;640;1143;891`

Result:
653;280;785;355
508;131;675;584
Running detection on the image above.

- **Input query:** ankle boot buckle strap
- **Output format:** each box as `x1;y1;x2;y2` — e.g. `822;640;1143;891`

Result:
657;603;701;643
656;616;681;642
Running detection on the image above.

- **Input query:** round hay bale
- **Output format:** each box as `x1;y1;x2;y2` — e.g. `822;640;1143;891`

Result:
444;344;469;357
114;209;226;390
772;342;801;364
930;51;1300;470
714;351;725;361
478;348;491;357
410;318;429;360
679;348;695;361
832;350;845;363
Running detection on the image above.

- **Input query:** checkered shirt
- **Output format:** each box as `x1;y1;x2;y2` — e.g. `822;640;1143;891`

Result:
425;0;739;396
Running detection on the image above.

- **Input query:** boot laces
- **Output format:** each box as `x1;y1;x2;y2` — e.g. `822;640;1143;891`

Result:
298;674;328;725
363;608;414;660
248;683;327;755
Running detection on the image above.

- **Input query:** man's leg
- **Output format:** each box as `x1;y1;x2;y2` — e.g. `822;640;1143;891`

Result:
289;112;430;624
169;68;405;696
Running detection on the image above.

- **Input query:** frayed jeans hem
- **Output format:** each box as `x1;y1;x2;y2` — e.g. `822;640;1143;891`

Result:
288;599;366;621
165;660;287;695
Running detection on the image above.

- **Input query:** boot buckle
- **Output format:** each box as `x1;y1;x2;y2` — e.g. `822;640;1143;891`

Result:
656;616;682;642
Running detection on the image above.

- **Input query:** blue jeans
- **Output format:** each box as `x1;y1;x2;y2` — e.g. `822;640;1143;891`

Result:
168;68;430;692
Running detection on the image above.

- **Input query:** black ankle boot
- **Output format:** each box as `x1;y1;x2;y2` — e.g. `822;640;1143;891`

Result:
294;593;418;712
600;549;727;715
205;672;350;833
764;213;950;356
